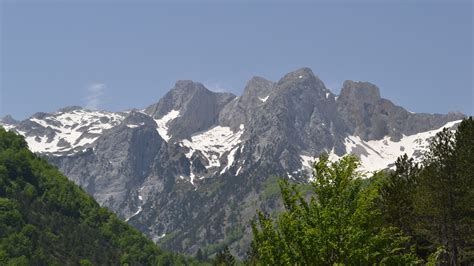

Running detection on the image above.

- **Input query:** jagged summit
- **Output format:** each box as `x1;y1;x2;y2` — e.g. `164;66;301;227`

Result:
121;110;157;128
274;68;328;101
171;80;208;95
242;76;274;99
0;67;465;259
278;67;314;81
339;80;381;103
0;114;18;125
145;80;235;139
277;67;324;87
58;105;84;113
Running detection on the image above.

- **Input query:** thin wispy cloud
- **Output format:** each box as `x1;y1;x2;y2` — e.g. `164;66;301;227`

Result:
85;83;105;110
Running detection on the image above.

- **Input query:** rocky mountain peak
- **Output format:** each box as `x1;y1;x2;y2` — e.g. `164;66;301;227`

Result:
121;110;157;128
0;115;18;125
172;80;208;96
244;76;274;96
339;80;381;103
58;106;84;113
241;76;274;102
277;67;321;86
144;80;236;140
274;67;329;101
146;81;235;118
218;77;273;129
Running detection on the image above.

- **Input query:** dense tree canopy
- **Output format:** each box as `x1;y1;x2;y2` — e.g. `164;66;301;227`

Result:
250;155;419;265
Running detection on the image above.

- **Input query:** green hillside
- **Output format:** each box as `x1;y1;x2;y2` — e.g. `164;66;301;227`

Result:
0;127;202;265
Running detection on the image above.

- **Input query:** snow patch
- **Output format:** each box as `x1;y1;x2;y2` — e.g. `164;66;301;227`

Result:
16;110;124;154
125;205;142;222
126;185;145;222
236;165;243;175
300;120;462;174
157;233;166;240
181;124;244;169
300;155;314;170
126;123;144;128
190;168;196;185
344;120;461;172
0;124;15;131
220;146;239;174
259;95;269;102
154;109;180;142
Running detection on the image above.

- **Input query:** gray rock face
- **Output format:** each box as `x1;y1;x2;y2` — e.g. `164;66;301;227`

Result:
219;76;274;129
337;80;464;141
50;111;167;217
1;67;465;258
0;115;18;125
233;68;348;177
145;80;235;140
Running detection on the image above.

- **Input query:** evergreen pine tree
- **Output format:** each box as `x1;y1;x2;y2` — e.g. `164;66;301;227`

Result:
380;154;420;235
196;248;204;262
414;118;474;265
213;246;235;266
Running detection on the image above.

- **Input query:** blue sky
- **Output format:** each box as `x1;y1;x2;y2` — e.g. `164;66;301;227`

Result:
1;1;472;120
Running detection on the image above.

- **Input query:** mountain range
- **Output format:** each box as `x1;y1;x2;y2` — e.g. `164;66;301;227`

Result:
0;67;464;257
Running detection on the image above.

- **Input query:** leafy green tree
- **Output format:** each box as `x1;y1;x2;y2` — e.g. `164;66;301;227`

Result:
251;154;419;265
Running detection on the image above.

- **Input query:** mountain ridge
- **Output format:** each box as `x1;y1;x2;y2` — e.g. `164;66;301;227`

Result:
0;67;465;257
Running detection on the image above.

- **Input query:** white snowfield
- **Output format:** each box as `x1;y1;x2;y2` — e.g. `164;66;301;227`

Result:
181;124;245;170
153;109;180;142
9;109;124;155
2;124;15;131
126;123;145;128
300;120;462;175
126;186;145;222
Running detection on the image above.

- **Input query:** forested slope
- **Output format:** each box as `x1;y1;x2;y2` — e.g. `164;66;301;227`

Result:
0;127;201;265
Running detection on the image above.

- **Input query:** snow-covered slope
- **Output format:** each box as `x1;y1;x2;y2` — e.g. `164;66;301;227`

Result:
1;108;125;155
181;124;245;169
153;109;181;142
300;120;462;175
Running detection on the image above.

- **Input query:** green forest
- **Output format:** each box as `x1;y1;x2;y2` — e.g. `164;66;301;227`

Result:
1;118;473;265
0;127;204;265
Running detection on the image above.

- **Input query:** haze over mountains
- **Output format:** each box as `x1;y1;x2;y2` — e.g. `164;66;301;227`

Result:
0;67;464;257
